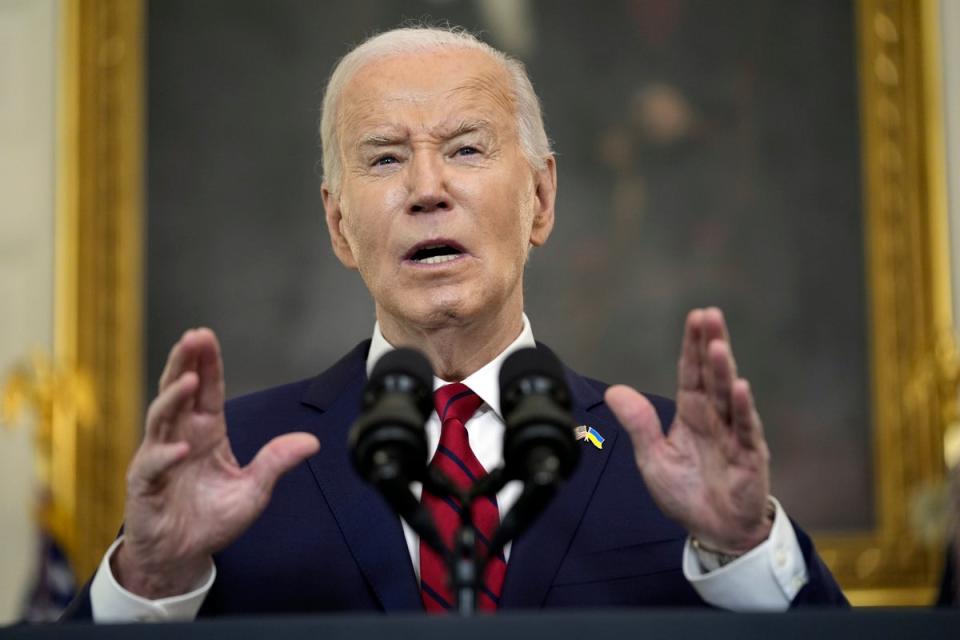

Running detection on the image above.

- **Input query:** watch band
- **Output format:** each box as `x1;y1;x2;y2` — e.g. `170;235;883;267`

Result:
691;499;777;572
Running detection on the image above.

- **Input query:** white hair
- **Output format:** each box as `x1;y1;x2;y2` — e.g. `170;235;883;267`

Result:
319;26;553;193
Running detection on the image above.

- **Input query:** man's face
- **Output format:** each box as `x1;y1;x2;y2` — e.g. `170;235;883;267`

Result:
322;48;556;333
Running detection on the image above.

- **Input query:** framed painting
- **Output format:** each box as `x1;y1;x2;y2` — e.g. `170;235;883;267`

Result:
53;0;951;604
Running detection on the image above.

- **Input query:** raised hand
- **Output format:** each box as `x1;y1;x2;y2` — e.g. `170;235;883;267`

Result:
113;328;320;598
605;308;772;554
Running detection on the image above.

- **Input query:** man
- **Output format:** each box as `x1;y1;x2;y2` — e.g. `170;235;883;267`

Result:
66;26;845;620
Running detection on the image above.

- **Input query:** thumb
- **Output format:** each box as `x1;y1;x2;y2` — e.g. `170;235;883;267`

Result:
605;385;663;467
247;432;321;493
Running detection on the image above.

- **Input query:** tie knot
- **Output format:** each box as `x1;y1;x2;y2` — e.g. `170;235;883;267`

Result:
434;382;483;425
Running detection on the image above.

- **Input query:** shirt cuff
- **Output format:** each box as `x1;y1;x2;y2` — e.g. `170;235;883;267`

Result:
90;536;215;622
682;497;809;611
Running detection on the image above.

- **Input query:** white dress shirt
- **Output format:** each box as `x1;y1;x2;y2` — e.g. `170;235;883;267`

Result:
91;314;807;621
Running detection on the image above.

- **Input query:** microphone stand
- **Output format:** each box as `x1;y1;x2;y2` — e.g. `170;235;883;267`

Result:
417;456;563;616
380;464;503;617
422;467;486;616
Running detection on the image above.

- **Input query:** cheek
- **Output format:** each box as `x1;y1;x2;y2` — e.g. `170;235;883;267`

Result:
338;188;391;256
502;186;538;252
335;208;374;272
466;170;536;229
341;180;407;243
346;219;387;273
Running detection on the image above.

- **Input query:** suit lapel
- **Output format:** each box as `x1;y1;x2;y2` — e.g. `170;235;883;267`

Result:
300;341;422;612
500;368;617;608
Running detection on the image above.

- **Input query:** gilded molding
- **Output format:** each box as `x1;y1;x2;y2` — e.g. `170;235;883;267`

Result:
813;0;952;605
56;0;144;581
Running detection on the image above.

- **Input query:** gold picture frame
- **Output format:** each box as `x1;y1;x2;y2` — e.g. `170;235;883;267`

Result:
55;0;144;582
55;0;951;604
812;0;952;605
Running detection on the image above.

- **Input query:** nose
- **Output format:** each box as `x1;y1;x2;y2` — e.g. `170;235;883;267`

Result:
406;152;450;214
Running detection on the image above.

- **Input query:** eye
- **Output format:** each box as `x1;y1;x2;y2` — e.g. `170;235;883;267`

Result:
455;145;480;157
372;154;399;167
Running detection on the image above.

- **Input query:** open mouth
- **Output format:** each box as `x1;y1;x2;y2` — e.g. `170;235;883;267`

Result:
406;241;467;265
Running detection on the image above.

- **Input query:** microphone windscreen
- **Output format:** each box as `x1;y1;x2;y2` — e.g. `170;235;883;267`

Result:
498;345;578;486
369;347;434;389
499;346;566;395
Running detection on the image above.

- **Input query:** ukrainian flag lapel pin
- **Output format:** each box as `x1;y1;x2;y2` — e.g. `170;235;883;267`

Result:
575;425;605;450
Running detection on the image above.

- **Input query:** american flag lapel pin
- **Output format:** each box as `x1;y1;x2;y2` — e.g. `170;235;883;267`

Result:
574;425;605;449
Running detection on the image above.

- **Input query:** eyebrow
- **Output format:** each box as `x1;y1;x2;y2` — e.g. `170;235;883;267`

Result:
358;133;405;148
357;120;493;149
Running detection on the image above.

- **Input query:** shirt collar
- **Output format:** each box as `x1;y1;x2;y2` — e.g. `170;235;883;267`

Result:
366;314;536;419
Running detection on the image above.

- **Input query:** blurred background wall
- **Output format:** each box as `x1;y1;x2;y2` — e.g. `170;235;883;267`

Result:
145;0;868;532
0;0;57;622
946;0;960;323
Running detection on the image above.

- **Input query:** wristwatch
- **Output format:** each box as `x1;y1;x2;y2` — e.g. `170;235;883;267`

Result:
690;499;776;572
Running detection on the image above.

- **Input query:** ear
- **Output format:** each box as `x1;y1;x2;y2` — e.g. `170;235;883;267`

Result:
529;155;557;247
322;181;359;269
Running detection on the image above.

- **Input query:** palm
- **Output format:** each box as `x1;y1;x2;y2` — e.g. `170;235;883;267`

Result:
128;411;255;558
118;329;318;596
606;308;771;553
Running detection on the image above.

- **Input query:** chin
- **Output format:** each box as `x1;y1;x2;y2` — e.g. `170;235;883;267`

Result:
418;303;472;328
382;280;505;330
402;294;480;330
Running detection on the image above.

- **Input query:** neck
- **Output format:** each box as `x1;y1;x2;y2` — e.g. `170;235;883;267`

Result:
377;302;524;381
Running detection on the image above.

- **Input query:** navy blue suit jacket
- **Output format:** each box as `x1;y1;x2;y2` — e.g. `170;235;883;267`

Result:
64;340;846;618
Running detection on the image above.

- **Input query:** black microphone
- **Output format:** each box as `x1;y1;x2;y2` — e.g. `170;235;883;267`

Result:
499;346;579;487
349;347;433;486
348;347;447;555
484;346;579;560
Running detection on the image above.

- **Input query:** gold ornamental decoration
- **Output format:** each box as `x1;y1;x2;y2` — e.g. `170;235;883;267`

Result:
54;0;145;582
811;0;953;605
1;355;97;566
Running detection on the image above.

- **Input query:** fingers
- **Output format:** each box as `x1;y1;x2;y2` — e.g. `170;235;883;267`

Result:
702;306;731;344
193;328;225;413
679;307;736;391
731;378;765;451
145;371;199;443
132;441;191;485
677;308;766;456
707;340;735;422
680;307;741;427
247;433;321;494
605;385;663;468
158;330;199;392
157;328;225;414
699;308;737;401
678;309;704;390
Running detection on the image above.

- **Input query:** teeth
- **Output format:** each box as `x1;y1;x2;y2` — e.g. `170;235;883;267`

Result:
415;254;460;265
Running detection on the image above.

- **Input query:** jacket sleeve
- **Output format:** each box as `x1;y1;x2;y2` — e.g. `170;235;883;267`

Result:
789;521;849;606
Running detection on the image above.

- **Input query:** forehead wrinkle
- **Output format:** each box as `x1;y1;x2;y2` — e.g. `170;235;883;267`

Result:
338;63;516;158
447;70;517;122
433;118;493;139
341;91;436;150
354;116;496;147
340;93;399;131
354;121;494;155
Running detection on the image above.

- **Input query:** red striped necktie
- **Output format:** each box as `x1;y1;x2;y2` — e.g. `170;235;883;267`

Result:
419;382;507;612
